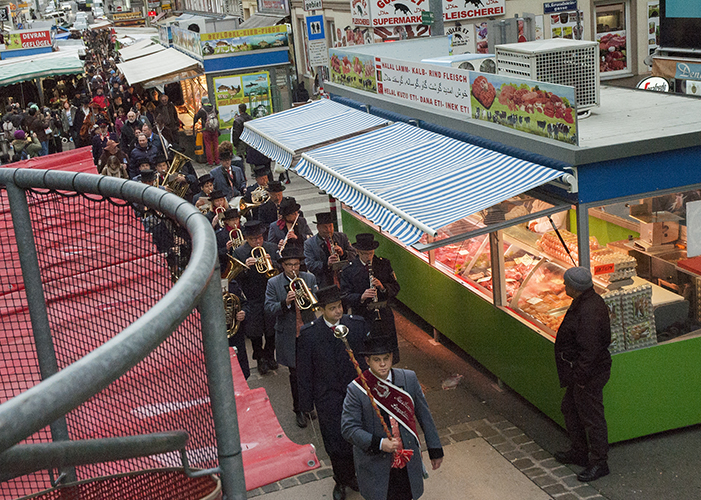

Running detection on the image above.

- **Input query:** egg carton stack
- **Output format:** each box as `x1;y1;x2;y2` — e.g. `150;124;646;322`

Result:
603;285;657;352
590;249;638;289
602;291;626;354
537;230;599;265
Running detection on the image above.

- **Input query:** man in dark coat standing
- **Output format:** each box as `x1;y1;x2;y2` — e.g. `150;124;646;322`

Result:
232;220;280;375
264;247;317;428
304;212;356;288
297;285;367;500
340;233;401;362
554;266;612;482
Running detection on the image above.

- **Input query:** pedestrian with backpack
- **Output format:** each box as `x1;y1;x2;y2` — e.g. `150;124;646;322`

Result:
194;97;220;166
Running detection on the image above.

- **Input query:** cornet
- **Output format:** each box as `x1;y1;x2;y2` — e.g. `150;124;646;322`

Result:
251;246;279;278
290;271;318;310
229;228;244;249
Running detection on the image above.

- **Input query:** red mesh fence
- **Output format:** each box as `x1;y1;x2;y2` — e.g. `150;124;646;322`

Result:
0;158;217;499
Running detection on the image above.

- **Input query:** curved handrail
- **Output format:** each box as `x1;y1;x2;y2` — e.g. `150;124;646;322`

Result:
0;168;219;455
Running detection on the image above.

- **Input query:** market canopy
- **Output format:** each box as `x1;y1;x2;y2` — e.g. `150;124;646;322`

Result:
295;122;568;246
238;12;287;29
119;39;165;61
0;52;84;86
240;99;390;169
117;48;203;88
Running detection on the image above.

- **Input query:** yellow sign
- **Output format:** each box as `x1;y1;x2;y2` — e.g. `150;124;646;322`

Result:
200;24;287;42
18;2;28;7
113;11;144;20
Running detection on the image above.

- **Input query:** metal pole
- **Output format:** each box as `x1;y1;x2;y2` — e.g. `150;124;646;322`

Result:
428;0;444;36
4;182;77;483
198;267;246;500
576;203;590;268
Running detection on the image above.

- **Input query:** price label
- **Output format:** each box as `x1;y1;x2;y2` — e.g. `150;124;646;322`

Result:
593;263;615;275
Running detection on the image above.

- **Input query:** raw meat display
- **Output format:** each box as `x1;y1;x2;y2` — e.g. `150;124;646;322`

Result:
515;261;572;335
537;230;599;265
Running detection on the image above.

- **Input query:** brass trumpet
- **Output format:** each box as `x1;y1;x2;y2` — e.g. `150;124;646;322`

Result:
229;228;244;249
291;271;318;310
251;246;279;278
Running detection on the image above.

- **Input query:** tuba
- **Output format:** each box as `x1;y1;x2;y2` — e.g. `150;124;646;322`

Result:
251;246;279;278
159;147;194;198
223;291;242;338
222;254;249;280
290;271;318;310
230;228;244;249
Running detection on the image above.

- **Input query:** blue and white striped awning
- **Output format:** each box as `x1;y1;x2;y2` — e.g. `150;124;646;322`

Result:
239;99;390;169
296;122;567;246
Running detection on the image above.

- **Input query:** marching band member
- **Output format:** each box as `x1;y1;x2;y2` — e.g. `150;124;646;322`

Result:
257;180;286;227
304;212;356;288
267;197;312;255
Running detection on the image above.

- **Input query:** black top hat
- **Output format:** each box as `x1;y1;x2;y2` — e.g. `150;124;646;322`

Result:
209;189;226;200
97;117;108;126
198;173;213;185
253;164;272;177
316;285;343;306
222;208;240;220
140;170;157;183
359;335;394;356
279;197;301;217
353;233;380;250
154;154;168;164
277;246;304;263
313;212;335;225
267;180;285;193
242;220;265;237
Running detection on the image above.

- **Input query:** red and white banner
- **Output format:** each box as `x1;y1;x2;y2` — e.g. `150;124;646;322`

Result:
369;0;428;27
441;0;505;22
351;0;372;26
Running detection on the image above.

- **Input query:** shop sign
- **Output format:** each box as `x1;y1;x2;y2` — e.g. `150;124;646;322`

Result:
376;56;472;118
447;25;475;55
675;62;701;80
369;0;429;27
200;25;289;57
257;0;288;14
350;0;371;26
18;3;28;8
172;25;203;60
329;48;377;92
162;1;172;9
304;0;322;11
543;0;577;14
3;29;52;50
213;71;272;128
636;76;669;92
0;6;10;22
441;0;505;23
308;39;329;67
113;11;144;20
469;72;578;145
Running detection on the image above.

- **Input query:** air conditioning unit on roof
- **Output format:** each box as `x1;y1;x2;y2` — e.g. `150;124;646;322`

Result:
495;39;600;110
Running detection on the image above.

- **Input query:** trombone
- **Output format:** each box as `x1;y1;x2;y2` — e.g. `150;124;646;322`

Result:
290;271;318;310
251;246;279;278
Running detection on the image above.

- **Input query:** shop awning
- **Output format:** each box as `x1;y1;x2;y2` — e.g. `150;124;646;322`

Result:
295;122;568;246
119;39;165;61
240;99;390;169
238;13;287;29
117;48;203;88
0;52;84;86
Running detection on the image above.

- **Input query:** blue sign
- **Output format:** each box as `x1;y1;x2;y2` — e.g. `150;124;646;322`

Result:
306;15;325;41
543;0;577;14
675;62;701;80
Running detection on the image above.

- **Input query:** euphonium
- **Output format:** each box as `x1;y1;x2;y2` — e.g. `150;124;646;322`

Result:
159;147;194;198
251;246;279;278
229;228;244;249
290;271;318;310
239;198;259;217
239;186;270;217
223;291;242;338
221;254;249;280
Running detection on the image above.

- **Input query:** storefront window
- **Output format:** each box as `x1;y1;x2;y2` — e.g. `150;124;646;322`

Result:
595;1;631;77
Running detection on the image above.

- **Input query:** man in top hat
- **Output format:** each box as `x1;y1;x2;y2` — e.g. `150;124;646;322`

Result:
193;173;215;208
233;220;280;375
257;180;285;227
297;285;368;500
243;164;271;202
340;233;401;362
267;197;313;255
153;153;170;186
215;208;242;269
341;336;443;500
264;246;318;427
554;266;612;483
205;189;229;228
210;140;246;201
304;212;357;289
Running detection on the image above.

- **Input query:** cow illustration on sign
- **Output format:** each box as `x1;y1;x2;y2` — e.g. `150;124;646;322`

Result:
465;0;483;6
394;3;411;14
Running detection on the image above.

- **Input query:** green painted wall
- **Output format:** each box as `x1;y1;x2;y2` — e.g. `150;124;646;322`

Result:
344;212;701;442
569;212;640;247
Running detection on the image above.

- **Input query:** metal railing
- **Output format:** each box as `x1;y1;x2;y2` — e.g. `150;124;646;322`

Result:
0;168;246;499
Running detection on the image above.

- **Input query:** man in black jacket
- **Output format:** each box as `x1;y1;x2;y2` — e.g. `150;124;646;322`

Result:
554;266;612;482
297;285;367;500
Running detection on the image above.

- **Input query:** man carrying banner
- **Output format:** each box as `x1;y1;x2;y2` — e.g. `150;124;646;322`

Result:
341;336;444;500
